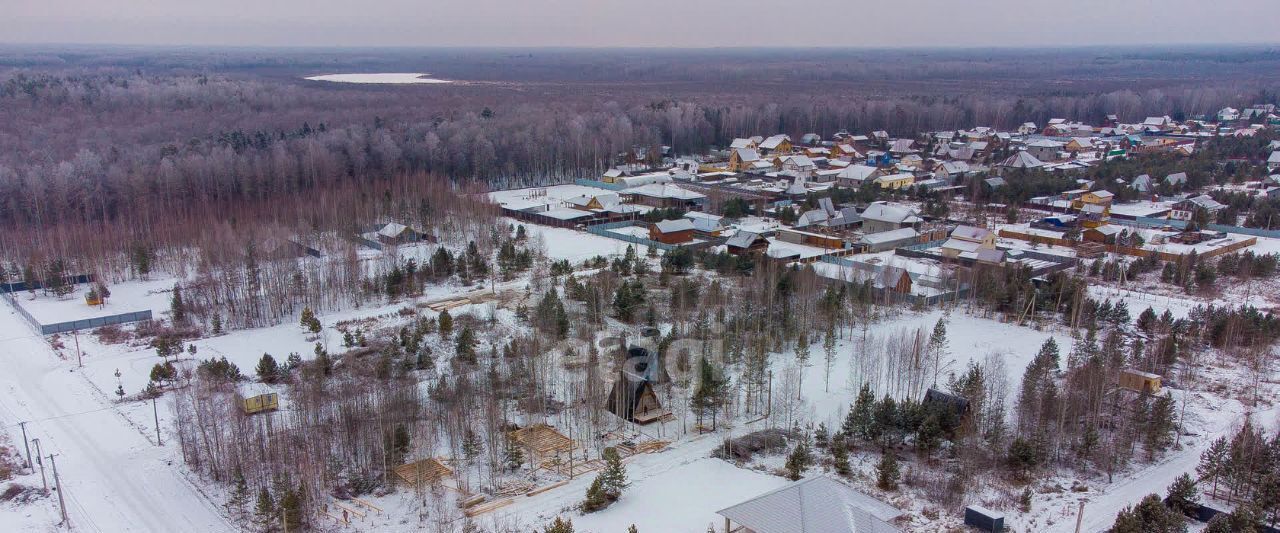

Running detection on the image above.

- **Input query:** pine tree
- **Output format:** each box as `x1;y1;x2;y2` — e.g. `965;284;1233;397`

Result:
581;476;610;512
171;283;186;324
822;326;837;392
503;439;525;471
1197;437;1228;498
455;326;478;364
1111;494;1186;533
843;384;877;442
785;438;813;480
831;437;851;476
462;429;483;462
211;313;222;334
228;467;249;514
279;484;302;530
254;487;275;525
256;353;279;383
601;447;628;499
438;309;453;339
876;452;900;490
299;307;321;333
1165;473;1199;517
545;517;576;533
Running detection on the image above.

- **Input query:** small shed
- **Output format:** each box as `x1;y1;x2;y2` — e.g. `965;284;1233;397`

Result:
923;388;970;420
964;505;1005;532
1119;368;1161;394
240;392;279;415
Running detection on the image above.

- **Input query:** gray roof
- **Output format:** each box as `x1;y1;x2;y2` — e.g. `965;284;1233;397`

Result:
1000;151;1044;168
1165;172;1188;185
717;476;901;533
726;231;763;249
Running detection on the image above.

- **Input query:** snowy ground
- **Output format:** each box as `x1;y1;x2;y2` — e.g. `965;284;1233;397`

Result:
304;73;452;84
0;304;233;533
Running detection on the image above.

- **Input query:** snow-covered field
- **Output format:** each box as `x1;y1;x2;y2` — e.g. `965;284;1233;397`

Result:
304;73;452;84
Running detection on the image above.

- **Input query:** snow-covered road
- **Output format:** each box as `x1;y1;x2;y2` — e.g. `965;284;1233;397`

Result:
0;305;233;532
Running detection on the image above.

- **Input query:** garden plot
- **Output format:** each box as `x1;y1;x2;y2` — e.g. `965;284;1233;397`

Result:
13;277;174;324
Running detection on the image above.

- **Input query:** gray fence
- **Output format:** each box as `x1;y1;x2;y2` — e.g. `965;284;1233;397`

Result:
1120;216;1280;240
2;287;154;335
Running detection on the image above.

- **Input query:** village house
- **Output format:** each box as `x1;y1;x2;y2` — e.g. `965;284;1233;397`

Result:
624;183;707;210
940;225;995;258
758;134;793;155
1025;139;1064;162
874;266;913;294
860;202;922;234
649;218;695;244
873;172;915;190
726;231;768;256
683;211;725;237
729;148;762;172
1017;122;1038;135
1083;224;1124;244
998;151;1045;170
776;154;816;176
373;222;424;245
1170;194;1226;221
836;164;881;188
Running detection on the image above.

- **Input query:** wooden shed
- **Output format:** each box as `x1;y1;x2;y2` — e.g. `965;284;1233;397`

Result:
1119;368;1161;394
510;424;575;460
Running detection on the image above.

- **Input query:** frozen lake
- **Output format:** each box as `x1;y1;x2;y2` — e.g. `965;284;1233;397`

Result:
304;72;452;84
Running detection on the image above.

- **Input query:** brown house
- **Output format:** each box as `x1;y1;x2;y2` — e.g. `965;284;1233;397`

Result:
649;219;695;244
726;231;768;255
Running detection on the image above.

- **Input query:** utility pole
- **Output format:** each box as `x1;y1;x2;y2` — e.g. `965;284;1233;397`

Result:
18;421;31;469
32;438;47;491
73;329;82;368
152;397;162;446
49;454;68;526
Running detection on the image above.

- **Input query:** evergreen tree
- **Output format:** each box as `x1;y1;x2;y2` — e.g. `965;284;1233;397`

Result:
582;476;610;513
256;353;279;383
600;447;628;499
171;283;186;324
228;467;249;514
876;452;900;490
842;384;877;442
299;307;321;333
785;437;813;480
1165;473;1200;517
1111;494;1186;533
462;429;483;461
545;517;575;533
455;326;478;364
438;309;453;339
503;439;525;471
831;437;852;476
254;487;275;525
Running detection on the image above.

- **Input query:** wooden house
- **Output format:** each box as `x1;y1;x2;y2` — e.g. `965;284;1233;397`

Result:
605;348;670;424
758;134;793;155
375;222;423;245
726;231;768;256
1119;368;1161;394
873;266;912;294
649;218;695;244
729;148;762;172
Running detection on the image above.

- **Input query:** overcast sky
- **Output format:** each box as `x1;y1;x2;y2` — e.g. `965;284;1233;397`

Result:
4;0;1279;48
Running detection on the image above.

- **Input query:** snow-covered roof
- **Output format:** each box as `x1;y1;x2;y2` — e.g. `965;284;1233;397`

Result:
1165;172;1188;185
541;208;593;221
624;183;706;200
951;225;991;241
941;238;981;253
377;222;410;238
734;148;761;162
837;165;879;182
861;202;921;224
652;218;695;233
1000;151;1044;168
760;134;791;150
717;476;902;533
726;231;763;249
730;138;754;149
861;227;919;245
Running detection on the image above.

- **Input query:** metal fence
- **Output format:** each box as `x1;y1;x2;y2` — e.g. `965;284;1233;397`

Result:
0;274;94;294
